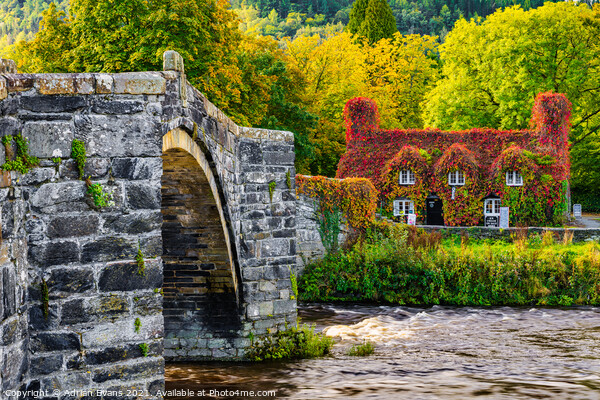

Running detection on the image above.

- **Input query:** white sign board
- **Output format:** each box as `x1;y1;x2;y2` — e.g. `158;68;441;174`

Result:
499;207;510;229
407;214;417;226
573;204;582;219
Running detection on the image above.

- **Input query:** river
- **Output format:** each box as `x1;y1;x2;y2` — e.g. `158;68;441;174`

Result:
165;304;600;399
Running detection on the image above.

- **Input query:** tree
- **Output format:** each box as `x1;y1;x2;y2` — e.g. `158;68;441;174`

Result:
348;0;397;43
425;3;600;192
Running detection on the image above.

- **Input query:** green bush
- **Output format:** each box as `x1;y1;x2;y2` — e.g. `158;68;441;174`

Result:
347;341;375;356
299;224;600;306
246;324;334;361
572;189;600;213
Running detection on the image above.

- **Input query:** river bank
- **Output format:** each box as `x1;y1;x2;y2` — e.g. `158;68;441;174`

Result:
299;223;600;306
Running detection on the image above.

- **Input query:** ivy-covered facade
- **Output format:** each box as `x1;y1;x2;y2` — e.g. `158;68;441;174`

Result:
337;93;571;227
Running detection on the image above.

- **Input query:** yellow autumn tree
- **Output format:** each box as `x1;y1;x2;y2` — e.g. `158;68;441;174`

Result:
285;32;369;175
365;33;439;129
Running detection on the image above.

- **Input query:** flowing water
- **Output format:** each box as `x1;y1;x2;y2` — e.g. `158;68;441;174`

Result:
165;304;600;399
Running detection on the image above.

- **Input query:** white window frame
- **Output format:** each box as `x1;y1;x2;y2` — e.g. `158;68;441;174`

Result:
506;171;523;186
448;170;465;186
399;170;415;185
484;198;501;215
393;199;415;216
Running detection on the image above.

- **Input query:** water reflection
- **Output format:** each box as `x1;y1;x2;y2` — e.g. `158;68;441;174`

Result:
166;304;600;399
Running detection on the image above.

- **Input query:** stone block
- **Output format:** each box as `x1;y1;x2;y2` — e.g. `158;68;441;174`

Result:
263;151;295;166
95;73;113;94
111;158;162;180
98;259;162;292
91;99;145;115
4;74;33;92
21;96;87;113
81;236;137;263
30;354;63;376
28;304;59;331
18;167;56;185
0;76;6;100
34;74;94;95
0;58;16;73
22;121;74;158
59;158;110;180
47;215;99;238
239;141;263;165
47;268;94;295
260;239;291;258
74;114;161;157
259;301;274;316
102;211;162;235
81;315;163;347
60;298;90;325
28;241;80;267
30;332;81;352
125;181;161;210
273;299;296;315
113;72;166;95
1;316;22;346
163;50;185;72
133;294;163;316
30;181;87;209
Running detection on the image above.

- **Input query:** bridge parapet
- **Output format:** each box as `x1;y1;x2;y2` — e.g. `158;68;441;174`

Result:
0;51;297;397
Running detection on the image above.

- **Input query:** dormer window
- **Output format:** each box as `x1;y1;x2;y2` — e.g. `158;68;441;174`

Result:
506;171;523;186
448;170;465;186
399;170;415;185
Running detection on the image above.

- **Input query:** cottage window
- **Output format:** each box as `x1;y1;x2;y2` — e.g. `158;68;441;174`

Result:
399;170;415;185
393;199;415;216
484;198;501;215
506;171;523;186
448;170;465;186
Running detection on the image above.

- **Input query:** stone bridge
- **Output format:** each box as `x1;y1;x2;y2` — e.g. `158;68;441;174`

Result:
0;51;297;396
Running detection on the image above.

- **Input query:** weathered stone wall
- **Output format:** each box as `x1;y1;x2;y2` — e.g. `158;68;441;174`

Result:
419;225;600;243
0;51;298;395
0;186;29;393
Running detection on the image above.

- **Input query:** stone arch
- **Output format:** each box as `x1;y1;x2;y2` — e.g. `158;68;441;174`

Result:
161;128;241;360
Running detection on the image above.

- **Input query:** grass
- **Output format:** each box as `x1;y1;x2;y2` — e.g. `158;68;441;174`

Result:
246;323;334;361
347;341;375;356
299;222;600;307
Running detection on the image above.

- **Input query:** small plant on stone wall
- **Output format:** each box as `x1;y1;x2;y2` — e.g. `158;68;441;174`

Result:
71;139;86;179
51;157;61;165
286;171;292;189
85;178;114;208
134;317;142;333
136;246;145;276
269;181;277;202
1;134;39;174
139;343;149;357
289;268;298;300
40;278;49;319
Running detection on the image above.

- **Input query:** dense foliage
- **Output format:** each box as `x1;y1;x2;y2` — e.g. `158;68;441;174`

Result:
347;0;397;43
299;222;600;306
296;174;378;231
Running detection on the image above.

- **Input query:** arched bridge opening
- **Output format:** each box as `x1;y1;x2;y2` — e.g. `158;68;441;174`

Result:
161;129;241;359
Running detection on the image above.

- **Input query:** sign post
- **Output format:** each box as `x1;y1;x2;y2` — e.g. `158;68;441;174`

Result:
573;204;582;220
499;207;510;229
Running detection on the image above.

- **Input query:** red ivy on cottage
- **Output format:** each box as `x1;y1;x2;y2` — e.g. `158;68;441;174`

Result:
337;93;572;227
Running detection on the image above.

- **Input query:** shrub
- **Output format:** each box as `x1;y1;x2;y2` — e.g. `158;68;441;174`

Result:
246;324;334;361
347;341;375;356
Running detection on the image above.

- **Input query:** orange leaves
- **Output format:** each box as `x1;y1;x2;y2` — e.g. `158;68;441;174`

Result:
296;175;378;231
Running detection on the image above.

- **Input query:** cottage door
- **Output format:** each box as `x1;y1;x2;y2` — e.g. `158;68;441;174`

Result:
426;195;444;226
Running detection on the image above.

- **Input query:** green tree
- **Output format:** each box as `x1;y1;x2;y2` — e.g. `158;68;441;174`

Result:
425;3;600;193
348;0;397;42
